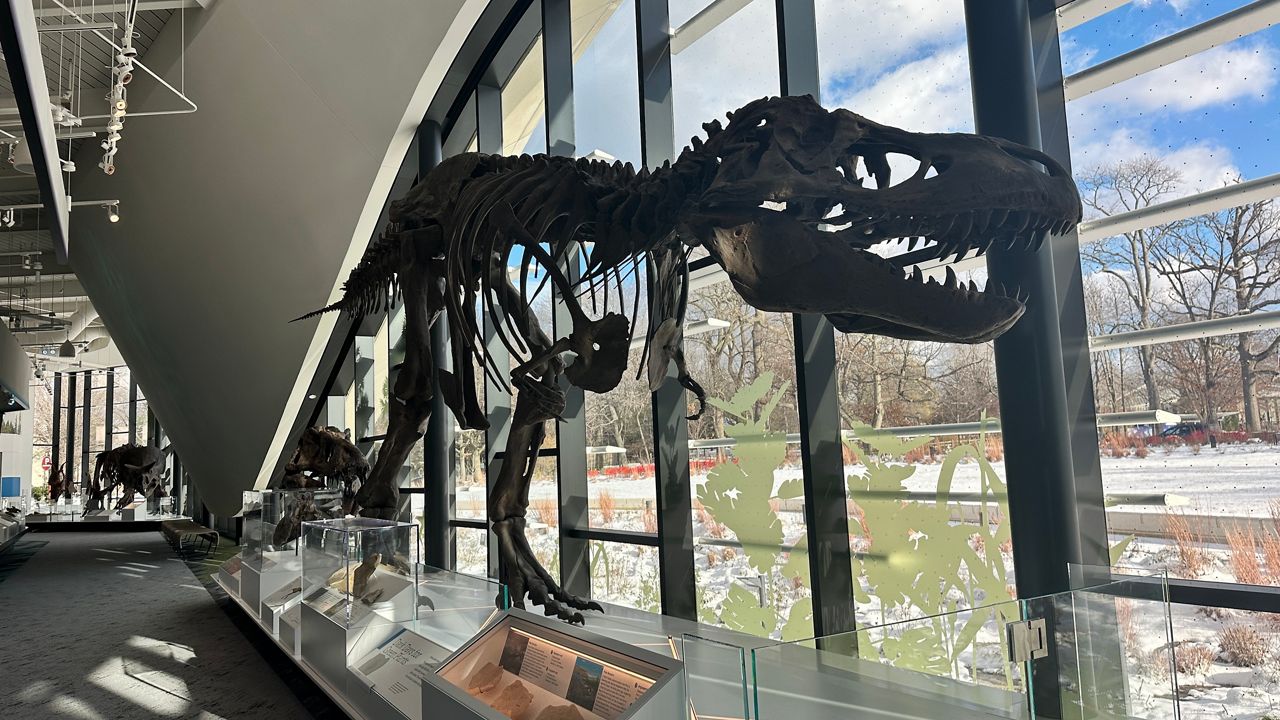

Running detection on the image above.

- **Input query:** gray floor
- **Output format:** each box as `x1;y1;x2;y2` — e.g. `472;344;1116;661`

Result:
0;531;319;719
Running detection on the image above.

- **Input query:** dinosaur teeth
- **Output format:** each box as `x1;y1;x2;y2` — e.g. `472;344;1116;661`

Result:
945;266;958;289
974;210;992;234
968;279;979;294
992;209;1010;228
912;266;924;283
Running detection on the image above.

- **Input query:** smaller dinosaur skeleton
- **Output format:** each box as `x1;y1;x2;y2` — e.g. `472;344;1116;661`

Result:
270;489;344;547
281;426;369;507
83;444;171;517
46;463;71;505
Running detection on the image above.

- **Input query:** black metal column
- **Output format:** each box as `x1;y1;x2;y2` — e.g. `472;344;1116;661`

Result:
777;0;856;640
66;373;76;489
81;372;91;489
420;119;456;571
637;0;697;621
964;0;1082;600
52;373;62;480
104;369;114;449
543;0;591;599
1029;0;1109;567
477;81;508;580
1028;4;1126;716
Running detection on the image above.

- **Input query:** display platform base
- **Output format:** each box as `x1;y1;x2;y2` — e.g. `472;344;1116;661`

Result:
216;573;367;718
26;510;187;532
0;526;28;554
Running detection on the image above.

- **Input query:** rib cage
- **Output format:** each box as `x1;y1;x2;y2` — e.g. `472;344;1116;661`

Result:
303;147;720;401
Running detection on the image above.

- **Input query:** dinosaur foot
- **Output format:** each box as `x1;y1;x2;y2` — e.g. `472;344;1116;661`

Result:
493;517;603;625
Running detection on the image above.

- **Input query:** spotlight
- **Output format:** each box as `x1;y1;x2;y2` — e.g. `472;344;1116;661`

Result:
58;339;75;358
104;203;120;223
60;159;75;173
106;120;123;132
1;210;13;228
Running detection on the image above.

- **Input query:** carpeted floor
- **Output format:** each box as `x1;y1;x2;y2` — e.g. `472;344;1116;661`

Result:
0;535;47;583
0;530;338;719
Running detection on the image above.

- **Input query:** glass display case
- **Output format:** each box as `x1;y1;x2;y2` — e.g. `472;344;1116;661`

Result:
0;505;25;548
241;487;342;615
260;486;344;555
428;609;685;720
748;574;1174;719
300;518;420;685
344;566;510;718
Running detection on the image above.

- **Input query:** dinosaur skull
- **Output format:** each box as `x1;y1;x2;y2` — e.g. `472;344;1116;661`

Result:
686;95;1082;343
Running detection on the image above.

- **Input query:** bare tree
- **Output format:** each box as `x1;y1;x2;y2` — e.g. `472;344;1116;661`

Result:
1078;158;1187;411
1197;194;1280;432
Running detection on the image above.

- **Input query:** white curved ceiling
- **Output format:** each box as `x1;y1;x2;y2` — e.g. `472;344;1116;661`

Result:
65;0;484;515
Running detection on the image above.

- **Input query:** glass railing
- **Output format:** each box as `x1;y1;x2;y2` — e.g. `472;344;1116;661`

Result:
749;573;1173;719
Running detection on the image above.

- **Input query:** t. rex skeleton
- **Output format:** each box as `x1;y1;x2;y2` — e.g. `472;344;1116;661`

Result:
298;95;1082;623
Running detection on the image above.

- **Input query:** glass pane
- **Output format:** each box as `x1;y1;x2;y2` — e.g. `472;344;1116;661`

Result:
685;282;810;639
91;382;107;451
588;541;660;612
373;317;390;436
571;0;641;165
751;601;1030;719
680;634;750;720
1025;572;1175;720
135;399;147;445
403;436;425;488
1167;607;1280;719
456;527;490;578
501;33;546;156
586;274;654;530
455;426;487;521
1066;28;1280;185
527;459;560;575
818;0;973;135
1061;1;1259;72
670;0;778;152
29;377;54;492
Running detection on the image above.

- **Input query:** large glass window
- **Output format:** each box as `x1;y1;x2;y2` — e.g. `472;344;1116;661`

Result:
670;0;779;149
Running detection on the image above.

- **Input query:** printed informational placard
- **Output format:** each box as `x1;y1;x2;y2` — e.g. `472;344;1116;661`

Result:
305;586;345;616
221;555;243;576
496;629;652;720
280;603;302;630
262;579;303;608
353;629;453;716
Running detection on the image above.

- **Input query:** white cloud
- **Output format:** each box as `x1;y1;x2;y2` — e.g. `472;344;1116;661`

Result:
1075;42;1276;115
1133;0;1196;12
815;0;966;84
829;43;974;134
1071;128;1240;206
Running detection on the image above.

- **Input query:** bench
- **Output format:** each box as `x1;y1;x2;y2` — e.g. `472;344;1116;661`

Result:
161;519;219;557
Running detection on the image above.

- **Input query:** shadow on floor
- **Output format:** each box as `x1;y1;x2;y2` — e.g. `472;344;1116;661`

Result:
0;531;346;720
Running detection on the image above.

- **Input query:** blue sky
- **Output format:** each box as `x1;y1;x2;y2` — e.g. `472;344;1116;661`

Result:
1064;0;1279;189
563;0;1276;189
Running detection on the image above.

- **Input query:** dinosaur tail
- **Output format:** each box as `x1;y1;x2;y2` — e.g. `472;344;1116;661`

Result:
292;229;403;322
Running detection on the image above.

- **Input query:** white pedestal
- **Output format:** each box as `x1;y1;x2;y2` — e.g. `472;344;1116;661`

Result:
279;604;302;657
121;502;144;521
